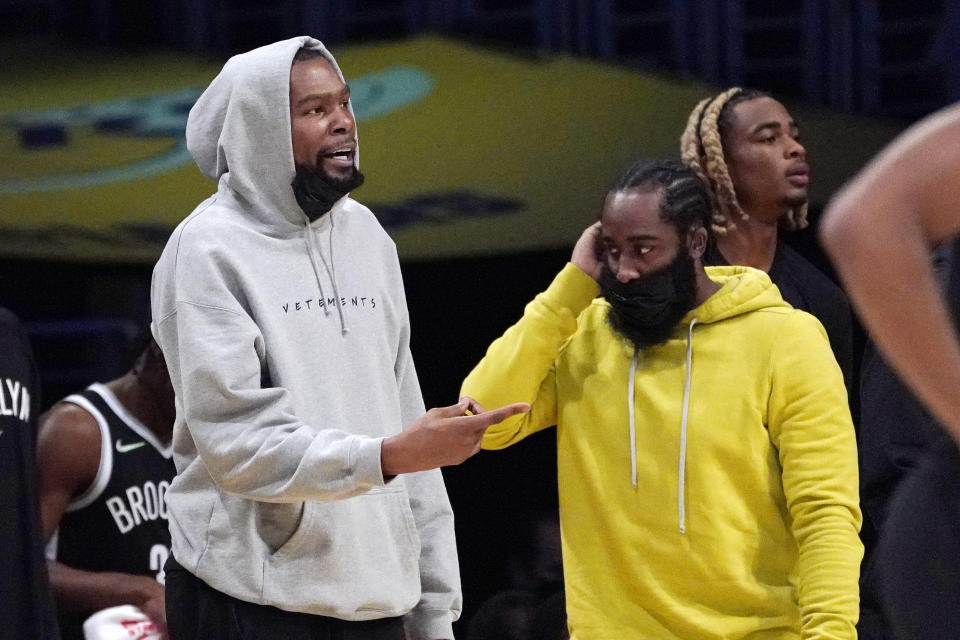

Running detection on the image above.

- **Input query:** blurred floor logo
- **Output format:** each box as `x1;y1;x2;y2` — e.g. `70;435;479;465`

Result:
0;66;434;195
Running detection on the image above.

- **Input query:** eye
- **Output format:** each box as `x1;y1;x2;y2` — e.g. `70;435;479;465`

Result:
340;100;350;109
638;246;652;255
306;107;324;115
761;135;776;144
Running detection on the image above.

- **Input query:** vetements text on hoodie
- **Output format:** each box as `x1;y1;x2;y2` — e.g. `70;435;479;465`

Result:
282;295;376;313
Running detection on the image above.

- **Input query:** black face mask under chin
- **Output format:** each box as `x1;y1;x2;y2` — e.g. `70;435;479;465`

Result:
291;166;365;221
600;249;698;350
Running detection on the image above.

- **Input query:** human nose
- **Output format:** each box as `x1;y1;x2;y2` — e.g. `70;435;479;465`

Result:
785;136;805;158
616;261;639;282
330;105;355;135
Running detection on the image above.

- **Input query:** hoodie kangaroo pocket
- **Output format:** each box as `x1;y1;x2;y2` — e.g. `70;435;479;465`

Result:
268;502;316;559
261;487;422;616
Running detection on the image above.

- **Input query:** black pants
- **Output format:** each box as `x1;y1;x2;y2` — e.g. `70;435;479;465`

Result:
165;556;405;640
874;436;960;640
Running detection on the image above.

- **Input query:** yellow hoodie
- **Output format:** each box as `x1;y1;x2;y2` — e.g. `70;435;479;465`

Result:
462;264;862;639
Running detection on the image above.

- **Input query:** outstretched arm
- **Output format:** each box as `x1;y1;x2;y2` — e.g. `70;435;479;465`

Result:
820;103;960;443
36;404;167;638
381;398;530;475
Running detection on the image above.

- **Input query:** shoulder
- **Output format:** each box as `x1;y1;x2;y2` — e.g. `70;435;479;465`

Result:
154;198;255;302
342;198;395;244
780;305;830;332
0;309;37;382
39;400;103;448
0;306;21;329
572;298;615;342
776;244;846;297
37;400;103;480
718;305;828;358
155;197;228;279
0;307;29;346
168;196;248;254
773;245;851;328
762;307;834;364
0;308;29;350
336;199;400;271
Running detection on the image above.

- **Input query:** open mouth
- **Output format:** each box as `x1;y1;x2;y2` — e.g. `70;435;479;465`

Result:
323;147;354;164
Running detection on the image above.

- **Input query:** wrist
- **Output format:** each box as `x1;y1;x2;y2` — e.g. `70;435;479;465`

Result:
553;263;601;306
127;574;159;606
380;434;404;477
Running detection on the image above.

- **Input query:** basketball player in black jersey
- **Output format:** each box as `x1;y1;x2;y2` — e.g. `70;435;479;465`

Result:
36;336;175;640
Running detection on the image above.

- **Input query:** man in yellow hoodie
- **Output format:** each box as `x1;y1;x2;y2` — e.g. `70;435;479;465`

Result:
462;159;862;639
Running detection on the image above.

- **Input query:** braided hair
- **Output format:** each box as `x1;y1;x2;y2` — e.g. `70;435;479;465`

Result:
609;158;712;238
680;88;808;234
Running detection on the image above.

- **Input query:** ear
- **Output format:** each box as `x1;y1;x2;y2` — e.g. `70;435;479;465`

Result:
687;226;708;260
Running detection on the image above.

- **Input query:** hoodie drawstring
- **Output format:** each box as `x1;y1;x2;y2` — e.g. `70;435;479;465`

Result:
303;215;350;335
677;318;697;534
627;318;697;535
628;350;639;488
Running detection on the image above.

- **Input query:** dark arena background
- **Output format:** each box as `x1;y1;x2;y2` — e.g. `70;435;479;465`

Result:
2;0;959;635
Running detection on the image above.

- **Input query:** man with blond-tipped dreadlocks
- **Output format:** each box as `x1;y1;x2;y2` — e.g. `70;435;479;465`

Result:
680;88;853;387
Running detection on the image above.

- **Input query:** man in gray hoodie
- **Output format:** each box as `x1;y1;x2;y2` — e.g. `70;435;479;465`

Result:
151;37;526;640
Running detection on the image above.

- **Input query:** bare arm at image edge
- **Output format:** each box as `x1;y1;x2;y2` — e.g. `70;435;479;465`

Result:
820;103;960;442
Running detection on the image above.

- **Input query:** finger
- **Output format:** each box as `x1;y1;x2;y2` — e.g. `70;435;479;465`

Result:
430;400;473;419
459;396;486;415
457;402;530;430
484;402;531;424
580;220;600;235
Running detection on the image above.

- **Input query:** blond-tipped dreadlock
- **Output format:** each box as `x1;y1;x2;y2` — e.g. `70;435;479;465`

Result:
680;87;808;234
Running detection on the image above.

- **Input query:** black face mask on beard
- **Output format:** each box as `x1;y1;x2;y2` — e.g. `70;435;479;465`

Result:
600;246;699;350
291;164;365;221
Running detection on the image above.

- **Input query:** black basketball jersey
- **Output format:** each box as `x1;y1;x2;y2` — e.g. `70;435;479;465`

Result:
0;308;59;640
50;382;175;637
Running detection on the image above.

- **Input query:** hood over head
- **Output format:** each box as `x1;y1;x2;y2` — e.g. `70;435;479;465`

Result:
186;36;358;228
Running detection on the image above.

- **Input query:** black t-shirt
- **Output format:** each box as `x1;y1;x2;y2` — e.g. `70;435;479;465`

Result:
704;241;854;388
0;308;59;639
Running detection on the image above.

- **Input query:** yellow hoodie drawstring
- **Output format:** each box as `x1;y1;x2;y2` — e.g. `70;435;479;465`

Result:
628;350;639;488
628;317;697;534
677;318;697;534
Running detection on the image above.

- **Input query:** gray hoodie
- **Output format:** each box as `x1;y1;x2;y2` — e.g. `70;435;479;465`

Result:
150;36;461;638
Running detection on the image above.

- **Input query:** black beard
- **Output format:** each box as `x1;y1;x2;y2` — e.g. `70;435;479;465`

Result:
291;165;365;221
600;249;698;350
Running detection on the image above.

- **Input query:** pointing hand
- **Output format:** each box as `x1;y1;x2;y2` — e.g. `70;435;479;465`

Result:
381;397;530;475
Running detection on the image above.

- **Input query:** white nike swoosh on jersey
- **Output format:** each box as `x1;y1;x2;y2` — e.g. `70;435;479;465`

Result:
115;439;146;453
